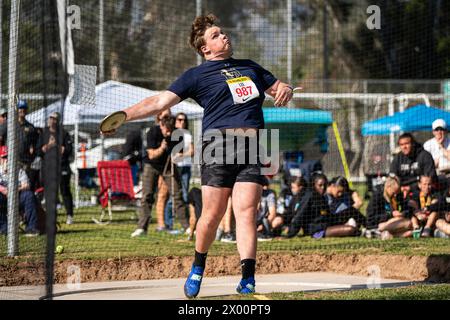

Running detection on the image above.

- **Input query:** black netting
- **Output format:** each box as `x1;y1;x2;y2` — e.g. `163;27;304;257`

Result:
1;0;449;300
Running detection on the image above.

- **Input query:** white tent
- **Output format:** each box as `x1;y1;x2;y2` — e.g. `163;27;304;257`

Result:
26;80;203;127
27;80;203;208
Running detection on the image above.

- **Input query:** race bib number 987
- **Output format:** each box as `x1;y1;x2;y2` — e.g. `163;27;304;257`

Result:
226;76;260;104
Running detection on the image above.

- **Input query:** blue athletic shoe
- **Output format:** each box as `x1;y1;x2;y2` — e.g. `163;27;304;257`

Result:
184;265;204;298
236;276;255;294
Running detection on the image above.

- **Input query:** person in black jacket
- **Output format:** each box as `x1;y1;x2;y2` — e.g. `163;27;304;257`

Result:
287;174;330;238
365;175;413;239
389;133;436;195
37;112;74;225
17;100;39;191
283;176;312;238
298;173;330;238
271;176;309;237
131;114;188;237
319;176;364;238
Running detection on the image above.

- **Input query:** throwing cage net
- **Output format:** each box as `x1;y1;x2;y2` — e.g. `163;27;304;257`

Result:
1;0;450;299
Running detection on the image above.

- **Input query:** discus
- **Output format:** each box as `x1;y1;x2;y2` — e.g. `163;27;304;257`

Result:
100;111;127;133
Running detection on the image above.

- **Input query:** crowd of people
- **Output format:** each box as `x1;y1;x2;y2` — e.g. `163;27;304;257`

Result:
118;105;450;245
0;101;74;236
2;102;450;244
129;110;193;238
133;117;450;243
247;118;450;241
133;119;450;243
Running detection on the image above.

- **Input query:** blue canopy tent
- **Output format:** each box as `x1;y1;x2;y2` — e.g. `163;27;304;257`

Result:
361;104;450;136
360;104;450;193
263;107;333;125
262;107;333;184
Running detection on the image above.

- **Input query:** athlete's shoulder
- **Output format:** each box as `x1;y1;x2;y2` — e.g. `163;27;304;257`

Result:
170;65;201;90
180;65;202;77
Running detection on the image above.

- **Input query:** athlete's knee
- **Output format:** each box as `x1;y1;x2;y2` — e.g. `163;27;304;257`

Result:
235;211;256;226
197;212;222;229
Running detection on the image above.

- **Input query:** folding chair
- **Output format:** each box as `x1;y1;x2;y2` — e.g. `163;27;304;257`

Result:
94;160;136;225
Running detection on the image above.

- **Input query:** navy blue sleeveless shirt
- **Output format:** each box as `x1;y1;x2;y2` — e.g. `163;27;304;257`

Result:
168;58;277;133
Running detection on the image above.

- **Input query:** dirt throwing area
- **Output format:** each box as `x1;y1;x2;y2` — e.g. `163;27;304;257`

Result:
2;253;450;286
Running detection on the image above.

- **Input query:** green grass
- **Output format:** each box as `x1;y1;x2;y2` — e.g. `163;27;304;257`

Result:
206;284;450;300
1;201;450;262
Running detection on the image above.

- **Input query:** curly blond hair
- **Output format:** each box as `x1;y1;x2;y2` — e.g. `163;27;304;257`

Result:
189;14;218;57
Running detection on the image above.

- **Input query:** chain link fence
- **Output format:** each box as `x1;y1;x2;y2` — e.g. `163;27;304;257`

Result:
1;0;449;299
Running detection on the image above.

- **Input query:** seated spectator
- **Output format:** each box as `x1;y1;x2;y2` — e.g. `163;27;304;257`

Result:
284;177;315;239
329;175;365;213
407;175;439;237
344;179;364;211
435;212;450;238
0;146;39;236
256;179;277;240
390;133;436;195
365;175;413;239
432;187;450;238
300;173;331;238
423;119;450;191
322;176;364;237
272;176;309;236
424;119;450;172
276;183;293;217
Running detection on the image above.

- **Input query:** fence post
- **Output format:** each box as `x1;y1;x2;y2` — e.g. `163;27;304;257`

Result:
6;0;21;257
196;0;202;66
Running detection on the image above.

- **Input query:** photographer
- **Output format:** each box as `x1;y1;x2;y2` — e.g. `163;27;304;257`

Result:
131;115;188;237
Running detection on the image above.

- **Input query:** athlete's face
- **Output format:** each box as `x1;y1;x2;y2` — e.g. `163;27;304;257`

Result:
202;26;232;59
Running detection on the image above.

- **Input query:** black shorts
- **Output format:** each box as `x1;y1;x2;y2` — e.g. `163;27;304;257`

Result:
200;130;268;188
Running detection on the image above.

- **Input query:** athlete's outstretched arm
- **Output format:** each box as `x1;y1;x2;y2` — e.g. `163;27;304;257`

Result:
124;90;181;122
